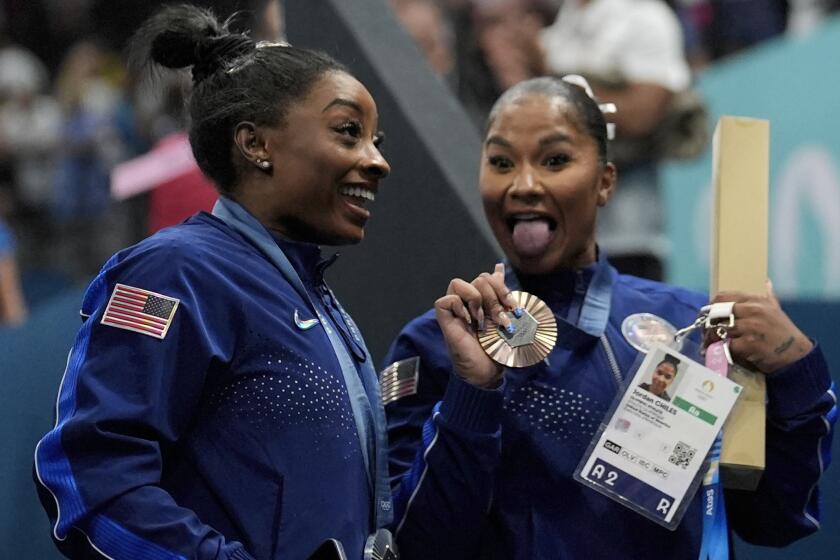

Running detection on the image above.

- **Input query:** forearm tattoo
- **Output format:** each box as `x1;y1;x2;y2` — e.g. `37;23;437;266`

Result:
774;336;795;355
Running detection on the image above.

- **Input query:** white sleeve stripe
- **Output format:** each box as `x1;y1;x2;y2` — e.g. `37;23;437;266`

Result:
33;348;74;541
395;411;441;537
800;387;836;529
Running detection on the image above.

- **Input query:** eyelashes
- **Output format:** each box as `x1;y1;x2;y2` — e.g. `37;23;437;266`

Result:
543;154;571;168
488;155;513;170
486;153;572;171
335;121;385;150
336;120;362;139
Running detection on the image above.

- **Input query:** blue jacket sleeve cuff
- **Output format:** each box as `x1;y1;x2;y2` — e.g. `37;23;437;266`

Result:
439;373;505;434
766;343;833;419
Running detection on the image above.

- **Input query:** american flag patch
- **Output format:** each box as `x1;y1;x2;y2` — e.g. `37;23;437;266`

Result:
379;357;420;405
101;284;179;339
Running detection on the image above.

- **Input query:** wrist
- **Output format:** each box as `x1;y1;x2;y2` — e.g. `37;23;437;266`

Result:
764;333;814;374
455;365;504;389
440;374;505;434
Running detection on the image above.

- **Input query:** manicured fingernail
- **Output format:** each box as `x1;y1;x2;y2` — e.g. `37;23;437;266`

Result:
506;323;516;334
513;307;523;318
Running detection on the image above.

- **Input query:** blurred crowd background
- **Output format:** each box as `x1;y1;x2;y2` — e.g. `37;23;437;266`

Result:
0;0;838;326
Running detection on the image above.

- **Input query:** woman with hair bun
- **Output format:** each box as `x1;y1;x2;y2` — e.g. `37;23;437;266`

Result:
34;5;393;559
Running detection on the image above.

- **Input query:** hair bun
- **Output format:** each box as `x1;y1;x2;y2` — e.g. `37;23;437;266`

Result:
131;4;234;79
192;34;255;83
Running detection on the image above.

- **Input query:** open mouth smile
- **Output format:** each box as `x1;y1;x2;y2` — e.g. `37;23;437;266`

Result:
339;185;376;206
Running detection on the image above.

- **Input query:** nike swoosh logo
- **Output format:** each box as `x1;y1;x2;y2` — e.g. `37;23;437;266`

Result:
294;309;320;330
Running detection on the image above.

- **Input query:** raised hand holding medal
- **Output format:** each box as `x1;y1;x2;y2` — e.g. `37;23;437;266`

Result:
434;264;558;390
434;263;517;388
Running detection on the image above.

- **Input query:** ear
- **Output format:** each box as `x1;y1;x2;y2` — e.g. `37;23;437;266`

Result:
596;162;617;207
234;122;273;171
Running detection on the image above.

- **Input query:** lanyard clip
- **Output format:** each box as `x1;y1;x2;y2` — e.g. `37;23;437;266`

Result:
700;302;735;340
675;301;737;343
674;315;705;341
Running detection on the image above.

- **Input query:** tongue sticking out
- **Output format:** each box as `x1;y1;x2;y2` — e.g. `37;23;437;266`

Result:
512;220;553;257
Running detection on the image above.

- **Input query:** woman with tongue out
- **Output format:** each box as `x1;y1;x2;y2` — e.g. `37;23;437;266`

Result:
382;76;835;560
35;5;399;560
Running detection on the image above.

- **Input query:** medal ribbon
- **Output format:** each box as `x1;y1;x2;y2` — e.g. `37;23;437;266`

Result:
504;250;616;349
699;341;730;560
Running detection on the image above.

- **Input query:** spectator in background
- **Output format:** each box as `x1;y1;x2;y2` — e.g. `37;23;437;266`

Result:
114;72;218;234
253;0;286;42
474;0;548;92
448;0;553;126
540;0;693;279
0;218;26;325
0;34;61;260
671;0;787;67
52;40;124;278
788;0;840;35
391;0;456;79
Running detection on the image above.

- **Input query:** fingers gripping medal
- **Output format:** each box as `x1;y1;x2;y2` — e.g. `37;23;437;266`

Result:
477;291;557;367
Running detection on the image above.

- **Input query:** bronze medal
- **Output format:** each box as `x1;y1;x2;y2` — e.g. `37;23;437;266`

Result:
477;291;557;368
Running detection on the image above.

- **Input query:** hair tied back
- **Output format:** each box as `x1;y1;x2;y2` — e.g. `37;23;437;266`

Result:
561;74;617;140
193;33;255;83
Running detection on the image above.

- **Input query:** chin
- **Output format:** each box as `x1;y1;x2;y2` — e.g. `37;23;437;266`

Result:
502;244;564;276
326;228;365;246
511;257;559;276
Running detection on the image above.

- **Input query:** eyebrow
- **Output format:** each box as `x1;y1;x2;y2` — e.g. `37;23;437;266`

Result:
539;133;573;147
485;133;573;148
485;135;512;148
322;98;363;113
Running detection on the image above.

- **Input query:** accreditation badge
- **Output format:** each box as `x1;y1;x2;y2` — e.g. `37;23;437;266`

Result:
573;342;742;529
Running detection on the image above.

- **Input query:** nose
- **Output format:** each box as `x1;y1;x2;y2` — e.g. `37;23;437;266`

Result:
510;165;540;199
360;143;391;180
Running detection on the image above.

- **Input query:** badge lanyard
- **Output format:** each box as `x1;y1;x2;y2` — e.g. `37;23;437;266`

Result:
676;302;736;560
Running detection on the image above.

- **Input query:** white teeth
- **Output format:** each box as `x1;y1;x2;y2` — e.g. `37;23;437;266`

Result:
340;185;376;202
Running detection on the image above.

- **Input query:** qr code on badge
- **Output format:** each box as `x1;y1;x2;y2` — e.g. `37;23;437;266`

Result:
668;441;696;469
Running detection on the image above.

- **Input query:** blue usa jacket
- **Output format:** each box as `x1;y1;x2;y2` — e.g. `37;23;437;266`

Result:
383;254;837;560
34;198;392;560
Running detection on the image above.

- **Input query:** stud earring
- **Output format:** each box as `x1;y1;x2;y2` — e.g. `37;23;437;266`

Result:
255;159;272;170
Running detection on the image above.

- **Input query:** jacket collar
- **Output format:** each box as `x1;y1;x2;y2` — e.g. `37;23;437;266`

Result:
505;250;616;349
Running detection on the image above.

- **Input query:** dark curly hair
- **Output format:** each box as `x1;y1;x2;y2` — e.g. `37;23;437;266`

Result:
129;4;347;192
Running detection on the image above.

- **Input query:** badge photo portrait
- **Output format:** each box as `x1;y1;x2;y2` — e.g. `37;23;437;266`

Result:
638;350;683;402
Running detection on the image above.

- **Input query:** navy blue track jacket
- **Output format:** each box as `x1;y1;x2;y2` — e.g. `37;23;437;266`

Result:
34;202;392;560
384;256;837;560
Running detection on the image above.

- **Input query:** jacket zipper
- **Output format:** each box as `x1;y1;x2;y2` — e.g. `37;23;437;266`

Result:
600;335;622;388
